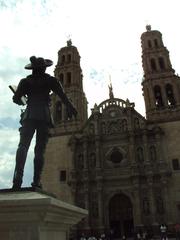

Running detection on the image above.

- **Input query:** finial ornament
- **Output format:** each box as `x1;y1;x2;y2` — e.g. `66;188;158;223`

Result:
108;75;114;99
67;39;72;46
126;98;131;107
146;24;151;31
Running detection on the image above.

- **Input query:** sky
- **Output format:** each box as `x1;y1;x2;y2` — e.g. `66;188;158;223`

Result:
0;0;180;188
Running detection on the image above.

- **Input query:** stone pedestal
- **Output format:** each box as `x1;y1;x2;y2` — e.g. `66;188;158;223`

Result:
0;188;88;240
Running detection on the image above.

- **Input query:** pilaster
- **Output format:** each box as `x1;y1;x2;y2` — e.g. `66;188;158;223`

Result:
147;176;157;225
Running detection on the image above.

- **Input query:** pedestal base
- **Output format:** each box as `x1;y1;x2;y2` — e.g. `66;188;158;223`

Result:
0;188;88;240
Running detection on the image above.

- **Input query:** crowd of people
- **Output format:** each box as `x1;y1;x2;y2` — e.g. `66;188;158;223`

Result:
79;232;111;240
74;223;180;240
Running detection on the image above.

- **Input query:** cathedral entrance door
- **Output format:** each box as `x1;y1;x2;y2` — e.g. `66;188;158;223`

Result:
109;194;134;238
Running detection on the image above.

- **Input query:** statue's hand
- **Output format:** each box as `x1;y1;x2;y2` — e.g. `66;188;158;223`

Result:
66;102;77;119
12;96;23;105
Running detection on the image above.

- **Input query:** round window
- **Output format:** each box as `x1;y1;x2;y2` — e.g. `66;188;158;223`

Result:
110;150;123;163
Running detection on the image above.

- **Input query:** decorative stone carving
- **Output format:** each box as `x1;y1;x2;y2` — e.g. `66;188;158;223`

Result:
136;147;144;163
143;197;150;215
156;196;164;215
91;192;99;218
108;121;119;134
89;124;95;135
149;146;157;162
77;154;84;169
101;122;106;134
89;153;96;168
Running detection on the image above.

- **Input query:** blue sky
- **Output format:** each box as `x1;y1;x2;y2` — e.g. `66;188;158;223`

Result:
0;0;180;188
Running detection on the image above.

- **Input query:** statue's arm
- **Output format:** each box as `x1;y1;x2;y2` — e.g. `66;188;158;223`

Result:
51;77;77;118
13;79;26;105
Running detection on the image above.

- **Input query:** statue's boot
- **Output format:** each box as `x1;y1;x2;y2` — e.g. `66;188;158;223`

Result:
31;127;48;189
31;157;44;189
12;145;27;190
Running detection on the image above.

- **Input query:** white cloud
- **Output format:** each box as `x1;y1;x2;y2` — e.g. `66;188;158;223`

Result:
0;128;34;188
0;128;18;188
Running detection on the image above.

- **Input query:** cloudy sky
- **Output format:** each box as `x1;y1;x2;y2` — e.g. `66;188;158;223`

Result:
0;0;180;188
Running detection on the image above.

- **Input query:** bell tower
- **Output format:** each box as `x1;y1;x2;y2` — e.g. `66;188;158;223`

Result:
52;40;88;134
42;41;88;200
141;25;180;122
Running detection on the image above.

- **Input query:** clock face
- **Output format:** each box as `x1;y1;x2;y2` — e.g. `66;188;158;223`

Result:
110;111;116;117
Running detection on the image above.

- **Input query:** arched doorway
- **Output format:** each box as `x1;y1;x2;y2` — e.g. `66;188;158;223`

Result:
109;194;134;238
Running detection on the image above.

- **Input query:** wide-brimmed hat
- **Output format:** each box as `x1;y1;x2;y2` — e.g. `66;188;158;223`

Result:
25;56;53;70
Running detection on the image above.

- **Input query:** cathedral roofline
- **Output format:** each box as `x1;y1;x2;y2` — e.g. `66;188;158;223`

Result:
91;98;135;114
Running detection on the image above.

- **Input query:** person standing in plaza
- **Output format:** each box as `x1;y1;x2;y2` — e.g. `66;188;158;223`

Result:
160;224;167;240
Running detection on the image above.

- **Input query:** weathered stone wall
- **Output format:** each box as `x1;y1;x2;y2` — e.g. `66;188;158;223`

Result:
158;120;180;223
41;134;73;203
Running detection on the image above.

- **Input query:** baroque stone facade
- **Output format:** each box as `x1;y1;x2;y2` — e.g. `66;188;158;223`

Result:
41;27;180;238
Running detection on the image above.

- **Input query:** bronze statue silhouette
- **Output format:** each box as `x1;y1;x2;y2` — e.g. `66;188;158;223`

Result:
12;56;77;189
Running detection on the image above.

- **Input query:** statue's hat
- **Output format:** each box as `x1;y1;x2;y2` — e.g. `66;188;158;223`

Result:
25;56;53;70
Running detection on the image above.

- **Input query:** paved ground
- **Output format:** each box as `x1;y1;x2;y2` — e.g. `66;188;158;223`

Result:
113;238;176;240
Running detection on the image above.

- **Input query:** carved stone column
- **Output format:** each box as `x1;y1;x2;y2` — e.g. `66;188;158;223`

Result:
173;79;180;104
69;136;76;169
161;175;173;224
143;87;151;110
129;133;135;164
147;176;157;225
97;181;104;230
129;133;138;175
160;82;168;108
155;131;165;166
83;183;90;231
142;131;149;162
143;131;152;173
69;137;77;203
95;136;101;168
83;136;88;169
132;178;142;227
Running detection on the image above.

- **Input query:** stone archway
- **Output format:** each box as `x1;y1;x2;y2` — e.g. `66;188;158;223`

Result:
109;193;134;238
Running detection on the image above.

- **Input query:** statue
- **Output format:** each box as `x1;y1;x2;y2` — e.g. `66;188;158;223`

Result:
108;82;114;99
11;56;77;189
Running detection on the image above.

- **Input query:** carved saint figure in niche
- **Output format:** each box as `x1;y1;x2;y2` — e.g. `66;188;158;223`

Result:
101;122;106;134
156;196;164;214
143;197;150;215
89;153;96;168
90;193;99;218
122;119;128;131
92;201;99;218
136;147;144;163
89;124;95;135
77;154;84;169
134;118;140;129
118;119;122;132
150;146;157;162
108;121;118;134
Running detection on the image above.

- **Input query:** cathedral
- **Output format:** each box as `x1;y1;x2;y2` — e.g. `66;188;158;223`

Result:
41;26;180;238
